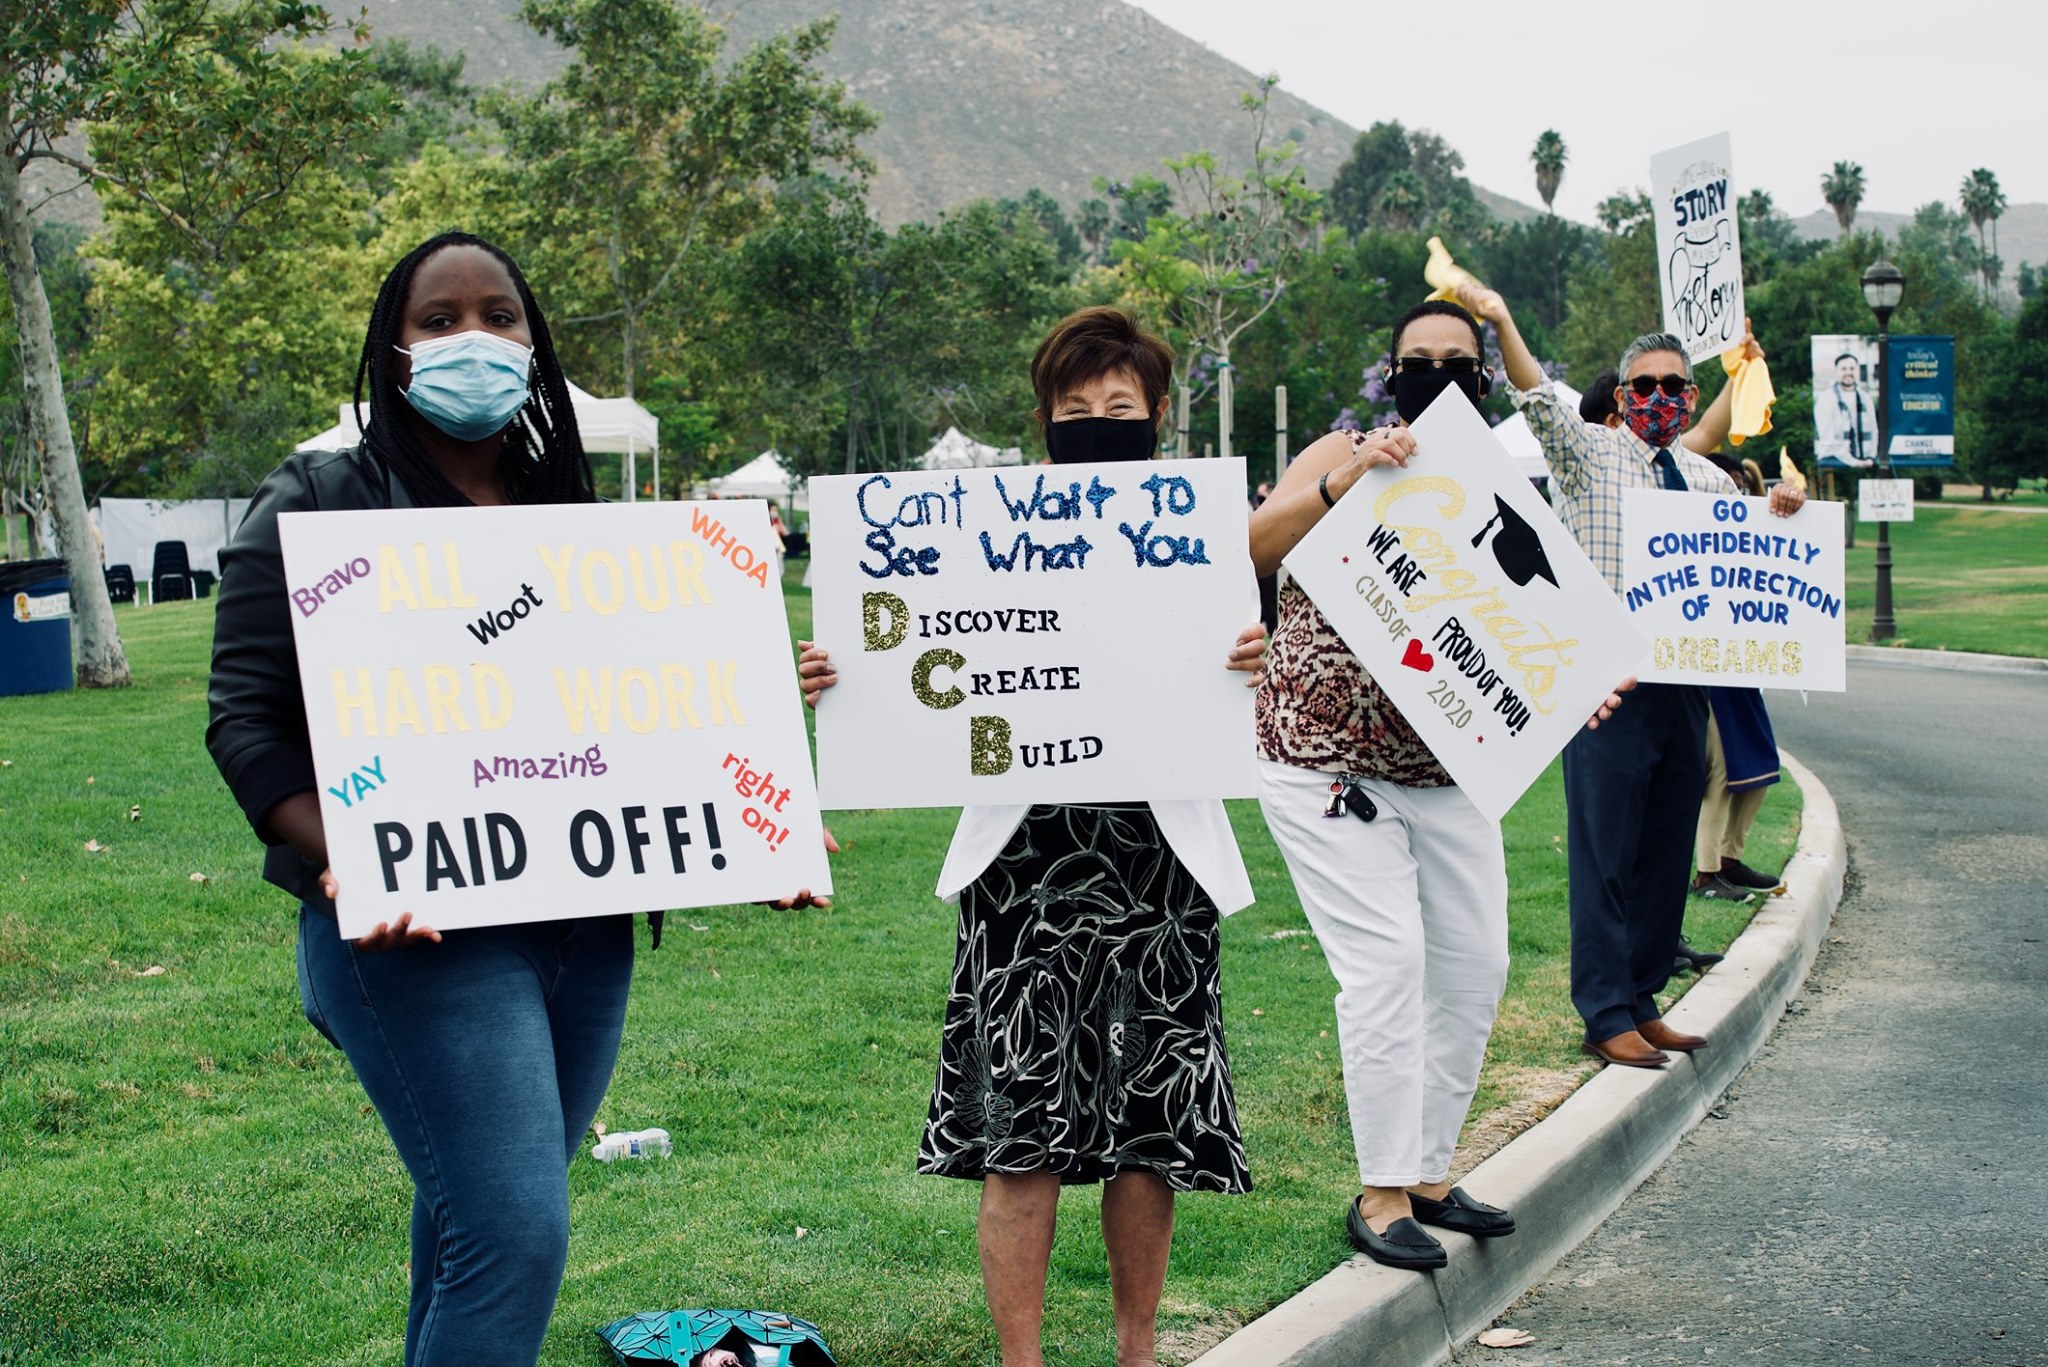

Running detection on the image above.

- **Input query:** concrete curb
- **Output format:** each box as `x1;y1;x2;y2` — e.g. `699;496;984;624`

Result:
1192;750;1848;1367
1844;644;2048;675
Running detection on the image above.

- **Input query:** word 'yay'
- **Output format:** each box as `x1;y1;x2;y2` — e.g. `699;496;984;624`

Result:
327;755;387;808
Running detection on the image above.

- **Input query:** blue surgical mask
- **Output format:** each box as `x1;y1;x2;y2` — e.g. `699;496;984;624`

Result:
396;330;533;441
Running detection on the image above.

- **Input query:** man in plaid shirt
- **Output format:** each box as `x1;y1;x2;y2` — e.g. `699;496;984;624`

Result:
1459;283;1805;1070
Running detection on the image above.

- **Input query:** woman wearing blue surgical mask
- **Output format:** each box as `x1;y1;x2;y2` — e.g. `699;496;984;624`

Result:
206;232;824;1367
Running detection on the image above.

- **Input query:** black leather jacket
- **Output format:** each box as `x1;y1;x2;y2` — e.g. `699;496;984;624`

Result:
206;444;415;907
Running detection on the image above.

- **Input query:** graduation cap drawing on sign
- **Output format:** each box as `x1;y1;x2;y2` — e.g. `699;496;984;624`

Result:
1471;496;1559;589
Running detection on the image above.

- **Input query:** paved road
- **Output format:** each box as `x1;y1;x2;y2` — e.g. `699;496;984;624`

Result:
1454;659;2048;1366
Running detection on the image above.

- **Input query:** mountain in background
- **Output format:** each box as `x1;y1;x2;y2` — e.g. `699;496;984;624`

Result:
1794;206;2043;297
333;0;1544;225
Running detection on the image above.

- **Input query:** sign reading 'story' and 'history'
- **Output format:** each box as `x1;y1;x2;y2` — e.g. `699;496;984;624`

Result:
279;501;829;937
1652;133;1746;363
808;457;1259;809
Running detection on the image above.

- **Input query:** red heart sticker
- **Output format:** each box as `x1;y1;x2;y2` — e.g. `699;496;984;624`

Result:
1401;639;1434;672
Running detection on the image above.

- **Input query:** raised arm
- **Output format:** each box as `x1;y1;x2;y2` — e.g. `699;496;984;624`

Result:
1455;283;1601;499
1681;319;1763;455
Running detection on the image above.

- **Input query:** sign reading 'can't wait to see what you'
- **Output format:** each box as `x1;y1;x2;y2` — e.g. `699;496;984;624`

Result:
808;458;1259;808
1285;390;1647;823
279;502;829;938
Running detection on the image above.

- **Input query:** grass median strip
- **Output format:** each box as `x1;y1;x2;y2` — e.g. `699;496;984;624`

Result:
0;591;1797;1365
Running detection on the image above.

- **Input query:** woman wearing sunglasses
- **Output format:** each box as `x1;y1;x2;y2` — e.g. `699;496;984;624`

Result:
1247;299;1630;1271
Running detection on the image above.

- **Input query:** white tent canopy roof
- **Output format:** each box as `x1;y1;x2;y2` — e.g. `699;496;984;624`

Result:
706;450;805;510
920;426;1023;470
296;381;657;455
1491;379;1582;482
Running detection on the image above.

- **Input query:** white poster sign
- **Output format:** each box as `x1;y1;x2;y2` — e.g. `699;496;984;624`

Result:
1652;133;1746;363
809;458;1258;808
1283;391;1647;824
279;501;829;937
1858;479;1915;522
1620;490;1847;690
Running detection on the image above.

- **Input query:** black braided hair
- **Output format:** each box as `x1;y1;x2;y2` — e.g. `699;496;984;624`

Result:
353;232;596;507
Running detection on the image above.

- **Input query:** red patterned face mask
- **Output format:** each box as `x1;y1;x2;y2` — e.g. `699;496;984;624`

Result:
1624;390;1689;448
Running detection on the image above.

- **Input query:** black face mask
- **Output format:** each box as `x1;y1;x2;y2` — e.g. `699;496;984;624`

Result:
1045;416;1159;464
1392;368;1485;424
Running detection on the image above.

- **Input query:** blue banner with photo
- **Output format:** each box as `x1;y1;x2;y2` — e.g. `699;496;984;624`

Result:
1886;334;1954;468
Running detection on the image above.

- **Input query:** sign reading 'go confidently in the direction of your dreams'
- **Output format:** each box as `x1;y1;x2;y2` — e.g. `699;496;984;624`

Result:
1620;489;1847;691
1652;133;1746;364
1284;389;1648;824
808;457;1259;809
279;501;830;938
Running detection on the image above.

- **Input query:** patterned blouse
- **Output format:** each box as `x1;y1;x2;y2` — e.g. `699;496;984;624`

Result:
1255;578;1453;787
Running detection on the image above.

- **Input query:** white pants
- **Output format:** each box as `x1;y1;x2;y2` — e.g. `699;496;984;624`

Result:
1257;760;1509;1187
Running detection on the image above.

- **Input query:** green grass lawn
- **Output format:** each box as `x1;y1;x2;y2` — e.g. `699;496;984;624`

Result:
0;591;1798;1366
1843;504;2048;657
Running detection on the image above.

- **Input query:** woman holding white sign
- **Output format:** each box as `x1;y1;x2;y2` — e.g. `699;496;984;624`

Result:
800;307;1263;1367
207;233;828;1367
1248;300;1630;1271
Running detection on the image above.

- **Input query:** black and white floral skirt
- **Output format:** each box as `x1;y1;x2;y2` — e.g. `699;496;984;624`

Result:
917;805;1251;1193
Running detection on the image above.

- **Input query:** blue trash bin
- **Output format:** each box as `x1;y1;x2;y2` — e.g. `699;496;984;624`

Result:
0;558;75;696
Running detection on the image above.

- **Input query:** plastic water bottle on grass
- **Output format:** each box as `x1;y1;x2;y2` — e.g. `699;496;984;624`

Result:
591;1127;671;1161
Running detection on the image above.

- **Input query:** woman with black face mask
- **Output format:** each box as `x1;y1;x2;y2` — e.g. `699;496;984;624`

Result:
1246;299;1627;1272
799;307;1264;1367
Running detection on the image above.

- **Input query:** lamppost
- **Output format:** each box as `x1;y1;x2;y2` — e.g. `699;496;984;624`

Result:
1862;259;1905;642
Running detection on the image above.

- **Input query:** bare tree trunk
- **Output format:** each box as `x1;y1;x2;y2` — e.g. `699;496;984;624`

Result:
0;135;129;686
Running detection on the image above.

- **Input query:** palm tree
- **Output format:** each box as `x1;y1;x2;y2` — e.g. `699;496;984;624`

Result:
1374;170;1427;232
1961;169;2008;299
1531;130;1567;215
1821;161;1865;234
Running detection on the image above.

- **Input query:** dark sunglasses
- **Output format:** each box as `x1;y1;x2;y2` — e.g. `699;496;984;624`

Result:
1627;373;1692;399
1322;781;1379;823
1391;355;1484;376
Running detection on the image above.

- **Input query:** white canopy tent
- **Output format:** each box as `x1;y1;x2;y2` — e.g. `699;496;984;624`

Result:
919;426;1024;470
296;382;661;498
705;450;805;511
1491;379;1582;485
93;497;251;576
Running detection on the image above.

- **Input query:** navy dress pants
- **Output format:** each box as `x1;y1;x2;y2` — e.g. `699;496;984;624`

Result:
296;907;634;1367
1561;682;1709;1042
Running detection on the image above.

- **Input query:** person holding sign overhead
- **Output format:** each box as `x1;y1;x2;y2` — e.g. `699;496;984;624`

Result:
1248;299;1631;1270
800;307;1264;1367
206;233;826;1367
1471;283;1802;1070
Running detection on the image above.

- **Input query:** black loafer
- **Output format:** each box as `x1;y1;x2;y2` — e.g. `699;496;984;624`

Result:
1346;1201;1448;1270
1408;1186;1516;1239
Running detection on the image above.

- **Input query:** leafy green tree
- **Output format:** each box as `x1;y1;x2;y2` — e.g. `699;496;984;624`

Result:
1113;80;1320;452
1328;120;1410;235
1595;190;1651;234
1475;215;1598;340
356;39;478;198
0;221;91;551
1531;129;1567;213
0;0;382;686
1821;161;1865;234
491;0;873;399
1978;292;2048;493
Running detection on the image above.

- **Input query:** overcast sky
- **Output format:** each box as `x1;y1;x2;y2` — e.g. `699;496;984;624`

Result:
1134;0;2040;223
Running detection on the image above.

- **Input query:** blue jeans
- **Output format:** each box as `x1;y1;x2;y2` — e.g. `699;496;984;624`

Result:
296;907;634;1367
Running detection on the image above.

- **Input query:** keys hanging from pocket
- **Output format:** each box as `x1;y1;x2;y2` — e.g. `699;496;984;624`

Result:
1322;780;1378;823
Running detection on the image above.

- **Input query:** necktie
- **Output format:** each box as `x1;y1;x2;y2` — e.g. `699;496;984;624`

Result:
1652;447;1688;492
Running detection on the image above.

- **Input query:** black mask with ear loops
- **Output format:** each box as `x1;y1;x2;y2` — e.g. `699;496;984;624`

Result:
1389;366;1491;424
1045;416;1160;464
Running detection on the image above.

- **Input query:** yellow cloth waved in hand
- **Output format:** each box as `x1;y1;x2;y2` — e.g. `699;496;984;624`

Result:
1423;236;1485;305
1720;348;1775;446
1777;449;1807;494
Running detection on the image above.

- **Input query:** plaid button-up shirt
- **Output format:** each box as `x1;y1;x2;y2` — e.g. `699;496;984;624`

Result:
1512;381;1739;596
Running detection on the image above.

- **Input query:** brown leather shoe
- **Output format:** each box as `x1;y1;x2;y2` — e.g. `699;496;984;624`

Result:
1581;1030;1669;1068
1639;1019;1708;1052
